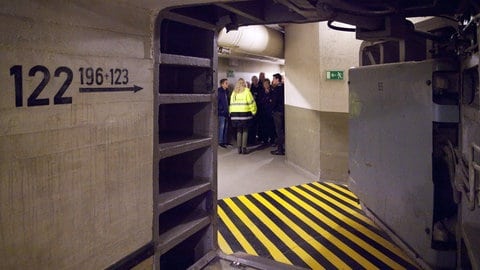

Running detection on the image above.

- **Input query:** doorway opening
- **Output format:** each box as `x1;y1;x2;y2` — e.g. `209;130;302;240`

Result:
153;2;343;268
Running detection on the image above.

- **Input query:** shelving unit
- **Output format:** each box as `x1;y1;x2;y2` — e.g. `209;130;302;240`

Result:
161;53;212;67
158;94;212;104
154;14;218;269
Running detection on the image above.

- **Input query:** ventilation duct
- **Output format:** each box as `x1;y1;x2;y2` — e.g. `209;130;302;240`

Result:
218;25;284;61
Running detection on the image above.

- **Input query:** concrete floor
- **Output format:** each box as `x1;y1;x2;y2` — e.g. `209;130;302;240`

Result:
217;144;316;199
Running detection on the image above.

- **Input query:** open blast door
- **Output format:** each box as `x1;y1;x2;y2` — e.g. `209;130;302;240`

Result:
348;60;459;268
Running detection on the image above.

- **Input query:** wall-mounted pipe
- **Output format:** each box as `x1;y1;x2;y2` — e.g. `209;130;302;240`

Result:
218;25;284;59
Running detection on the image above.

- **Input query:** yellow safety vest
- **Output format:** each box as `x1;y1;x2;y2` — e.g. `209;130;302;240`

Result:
229;88;257;121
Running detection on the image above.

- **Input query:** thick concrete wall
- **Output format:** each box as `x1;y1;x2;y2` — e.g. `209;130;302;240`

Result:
284;23;321;110
285;105;321;175
284;22;360;182
0;1;154;269
318;112;349;181
285;106;349;181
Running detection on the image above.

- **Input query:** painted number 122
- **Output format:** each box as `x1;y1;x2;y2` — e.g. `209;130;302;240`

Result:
10;65;73;107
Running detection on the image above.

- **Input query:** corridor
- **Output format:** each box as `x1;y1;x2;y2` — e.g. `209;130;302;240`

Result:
217;147;419;269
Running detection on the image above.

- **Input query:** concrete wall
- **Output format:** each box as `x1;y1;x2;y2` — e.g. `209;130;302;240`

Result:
318;112;350;181
284;22;361;182
217;57;284;88
0;1;155;269
285;107;349;181
285;106;321;175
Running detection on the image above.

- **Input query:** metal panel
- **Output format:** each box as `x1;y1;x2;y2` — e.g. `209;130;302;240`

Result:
348;60;455;267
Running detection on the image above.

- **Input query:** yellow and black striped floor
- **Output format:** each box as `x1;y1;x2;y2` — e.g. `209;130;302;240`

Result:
217;182;419;270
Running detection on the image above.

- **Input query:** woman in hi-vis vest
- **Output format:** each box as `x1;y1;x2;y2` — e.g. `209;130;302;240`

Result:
229;78;257;154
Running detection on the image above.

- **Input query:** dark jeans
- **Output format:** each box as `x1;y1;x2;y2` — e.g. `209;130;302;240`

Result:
218;116;228;145
259;113;275;143
248;116;258;144
272;111;284;151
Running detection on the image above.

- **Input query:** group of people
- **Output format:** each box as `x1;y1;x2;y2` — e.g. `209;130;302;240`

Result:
218;72;285;155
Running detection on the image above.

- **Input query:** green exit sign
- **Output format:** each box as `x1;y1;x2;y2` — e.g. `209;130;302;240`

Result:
326;70;344;80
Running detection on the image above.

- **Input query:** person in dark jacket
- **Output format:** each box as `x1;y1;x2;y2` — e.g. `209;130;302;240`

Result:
259;72;266;85
248;75;263;145
218;78;229;148
270;73;285;155
258;79;276;145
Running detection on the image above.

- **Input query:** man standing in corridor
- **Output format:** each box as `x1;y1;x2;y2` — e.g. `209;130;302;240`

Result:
271;73;285;155
218;78;230;148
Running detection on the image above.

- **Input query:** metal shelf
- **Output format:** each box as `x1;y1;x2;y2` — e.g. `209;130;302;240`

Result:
155;12;217;269
159;136;211;159
158;93;212;104
158;181;211;214
157;212;211;255
160;53;211;68
161;11;216;31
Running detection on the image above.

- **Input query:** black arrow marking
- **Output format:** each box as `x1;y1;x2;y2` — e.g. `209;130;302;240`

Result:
79;85;143;93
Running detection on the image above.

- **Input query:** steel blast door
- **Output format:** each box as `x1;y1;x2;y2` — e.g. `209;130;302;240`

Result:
348;60;454;266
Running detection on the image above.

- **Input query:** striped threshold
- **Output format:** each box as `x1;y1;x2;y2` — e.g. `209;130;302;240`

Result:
217;182;419;270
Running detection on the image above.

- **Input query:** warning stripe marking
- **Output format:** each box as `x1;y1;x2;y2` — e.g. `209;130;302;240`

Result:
217;182;419;269
312;182;362;210
304;183;416;265
280;188;398;268
292;185;414;267
258;192;375;269
238;195;325;270
299;184;375;227
271;189;391;269
223;198;292;265
217;205;258;255
324;182;359;200
250;193;348;268
230;196;309;267
218;231;233;254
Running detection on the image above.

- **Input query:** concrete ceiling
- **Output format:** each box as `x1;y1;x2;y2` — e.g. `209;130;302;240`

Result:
129;0;472;41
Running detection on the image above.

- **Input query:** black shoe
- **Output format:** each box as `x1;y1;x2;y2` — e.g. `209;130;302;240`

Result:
270;150;285;155
242;147;248;154
238;147;242;154
219;144;227;148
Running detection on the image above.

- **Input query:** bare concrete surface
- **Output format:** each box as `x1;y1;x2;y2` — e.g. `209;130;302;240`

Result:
217;144;316;199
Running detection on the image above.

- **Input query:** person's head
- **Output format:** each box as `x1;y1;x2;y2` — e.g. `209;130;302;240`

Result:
251;76;259;86
272;73;282;86
220;78;228;90
263;79;271;92
234;78;246;93
259;72;266;82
